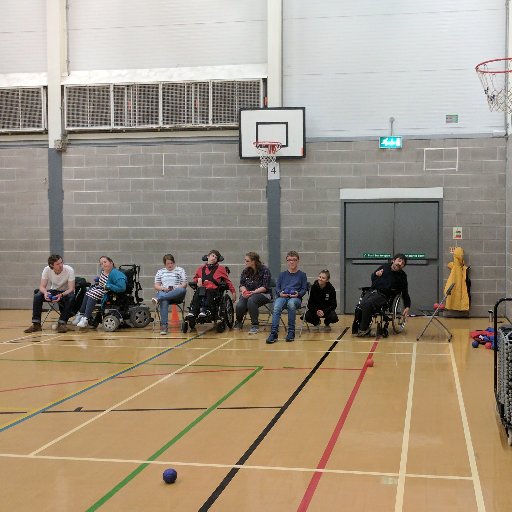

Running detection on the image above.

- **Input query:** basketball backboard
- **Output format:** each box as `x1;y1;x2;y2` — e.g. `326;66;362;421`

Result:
239;107;306;159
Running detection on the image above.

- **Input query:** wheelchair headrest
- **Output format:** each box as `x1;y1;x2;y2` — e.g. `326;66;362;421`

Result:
202;254;224;262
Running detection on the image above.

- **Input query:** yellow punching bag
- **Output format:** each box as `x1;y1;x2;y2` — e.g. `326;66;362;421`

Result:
444;247;469;311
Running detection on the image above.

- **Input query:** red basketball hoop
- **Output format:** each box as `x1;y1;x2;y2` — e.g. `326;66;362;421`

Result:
475;57;512;112
253;141;282;168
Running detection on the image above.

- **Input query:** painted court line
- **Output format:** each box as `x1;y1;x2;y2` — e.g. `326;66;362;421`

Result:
30;337;234;456
0;331;206;433
297;340;378;512
449;342;486;512
0;452;473;480
394;342;417;512
87;364;263;511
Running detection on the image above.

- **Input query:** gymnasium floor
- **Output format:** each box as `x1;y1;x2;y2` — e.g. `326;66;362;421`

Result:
0;310;510;512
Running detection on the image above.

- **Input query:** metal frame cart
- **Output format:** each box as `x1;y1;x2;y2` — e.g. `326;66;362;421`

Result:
493;298;512;445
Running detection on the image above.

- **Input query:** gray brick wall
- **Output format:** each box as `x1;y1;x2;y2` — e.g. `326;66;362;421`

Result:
0;137;507;317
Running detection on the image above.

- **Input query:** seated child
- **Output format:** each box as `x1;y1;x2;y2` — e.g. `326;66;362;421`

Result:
187;250;236;319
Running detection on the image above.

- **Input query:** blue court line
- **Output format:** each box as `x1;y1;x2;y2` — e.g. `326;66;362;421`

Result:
0;331;207;433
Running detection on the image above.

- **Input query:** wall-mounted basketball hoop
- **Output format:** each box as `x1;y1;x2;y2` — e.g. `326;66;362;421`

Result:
253;141;282;169
475;57;512;112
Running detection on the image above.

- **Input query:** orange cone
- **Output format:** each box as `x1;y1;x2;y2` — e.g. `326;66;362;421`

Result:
171;304;180;324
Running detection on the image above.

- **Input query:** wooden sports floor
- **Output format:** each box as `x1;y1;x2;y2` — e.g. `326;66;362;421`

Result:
0;310;510;512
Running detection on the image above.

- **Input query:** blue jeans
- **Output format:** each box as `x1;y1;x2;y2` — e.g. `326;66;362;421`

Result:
271;297;302;333
157;288;186;326
32;290;75;324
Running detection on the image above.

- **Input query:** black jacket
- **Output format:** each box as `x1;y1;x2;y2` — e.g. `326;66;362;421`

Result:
371;263;411;308
307;281;337;314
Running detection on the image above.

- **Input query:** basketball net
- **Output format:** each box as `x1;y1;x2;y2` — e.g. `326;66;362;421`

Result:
253;141;282;169
475;57;512;112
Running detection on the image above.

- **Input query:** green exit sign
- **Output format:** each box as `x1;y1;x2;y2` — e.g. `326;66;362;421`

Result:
379;136;402;149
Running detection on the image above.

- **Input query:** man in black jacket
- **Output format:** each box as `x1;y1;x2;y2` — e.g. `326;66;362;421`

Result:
354;253;411;337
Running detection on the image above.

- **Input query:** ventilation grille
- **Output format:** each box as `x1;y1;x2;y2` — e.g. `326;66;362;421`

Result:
65;80;262;131
0;87;46;132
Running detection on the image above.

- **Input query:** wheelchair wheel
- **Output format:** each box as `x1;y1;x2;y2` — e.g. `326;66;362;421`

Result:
130;306;151;328
220;294;234;328
103;314;120;332
391;294;406;333
181;320;188;333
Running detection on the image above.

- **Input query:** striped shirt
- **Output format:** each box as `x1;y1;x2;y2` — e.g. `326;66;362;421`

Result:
85;271;108;300
154;266;187;289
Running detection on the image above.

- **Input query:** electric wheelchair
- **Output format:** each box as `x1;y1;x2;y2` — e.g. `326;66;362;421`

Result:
351;287;406;338
181;255;234;334
98;264;152;332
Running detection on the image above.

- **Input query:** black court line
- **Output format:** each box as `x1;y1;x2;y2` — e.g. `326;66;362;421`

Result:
198;329;346;511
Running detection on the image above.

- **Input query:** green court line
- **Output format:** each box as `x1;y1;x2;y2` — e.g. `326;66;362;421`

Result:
86;365;263;511
0;358;257;368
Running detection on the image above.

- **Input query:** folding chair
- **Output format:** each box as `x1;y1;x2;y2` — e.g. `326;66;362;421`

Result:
416;283;455;342
39;293;62;329
259;279;287;331
297;282;311;337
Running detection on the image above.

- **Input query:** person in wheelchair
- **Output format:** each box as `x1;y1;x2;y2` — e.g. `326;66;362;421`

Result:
186;250;236;324
73;256;127;329
24;254;76;334
353;253;411;337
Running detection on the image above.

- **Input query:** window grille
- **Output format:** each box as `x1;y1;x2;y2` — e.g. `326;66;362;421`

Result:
65;85;111;129
0;87;46;132
64;79;262;131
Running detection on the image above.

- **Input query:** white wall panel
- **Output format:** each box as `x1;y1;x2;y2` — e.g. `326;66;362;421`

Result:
68;0;266;71
284;0;506;137
0;0;46;73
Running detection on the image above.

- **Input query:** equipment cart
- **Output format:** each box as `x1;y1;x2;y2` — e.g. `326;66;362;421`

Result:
493;298;512;445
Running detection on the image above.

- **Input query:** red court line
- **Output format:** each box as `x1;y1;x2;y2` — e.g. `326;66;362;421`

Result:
297;341;379;512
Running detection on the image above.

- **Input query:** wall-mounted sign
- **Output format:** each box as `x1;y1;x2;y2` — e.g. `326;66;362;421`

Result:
379;136;402;149
362;253;392;259
453;227;462;240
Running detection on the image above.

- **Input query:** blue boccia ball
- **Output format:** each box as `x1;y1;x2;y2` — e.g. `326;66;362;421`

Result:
472;340;480;348
48;294;56;301
163;468;177;484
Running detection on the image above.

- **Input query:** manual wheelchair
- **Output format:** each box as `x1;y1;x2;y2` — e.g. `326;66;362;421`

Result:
98;264;152;332
181;255;234;334
351;287;406;338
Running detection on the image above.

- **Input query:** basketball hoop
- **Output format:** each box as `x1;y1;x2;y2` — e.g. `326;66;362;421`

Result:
253;141;282;168
475;57;512;112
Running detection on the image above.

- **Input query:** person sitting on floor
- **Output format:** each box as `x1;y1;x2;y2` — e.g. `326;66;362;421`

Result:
305;269;339;332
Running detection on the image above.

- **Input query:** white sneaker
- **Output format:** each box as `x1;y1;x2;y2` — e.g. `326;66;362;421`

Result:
323;325;332;332
71;314;84;326
77;317;89;328
151;297;159;308
311;325;320;332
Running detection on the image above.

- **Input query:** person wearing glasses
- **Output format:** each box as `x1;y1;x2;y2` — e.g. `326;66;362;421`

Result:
305;269;339;332
234;252;272;335
354;253;411;337
266;251;308;344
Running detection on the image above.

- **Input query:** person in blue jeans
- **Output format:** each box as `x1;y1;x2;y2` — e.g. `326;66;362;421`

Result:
153;254;188;335
266;251;308;344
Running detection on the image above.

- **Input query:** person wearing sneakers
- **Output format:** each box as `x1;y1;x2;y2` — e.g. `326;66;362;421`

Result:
305;270;339;332
153;253;188;335
266;251;308;344
233;252;272;335
354;253;411;337
73;256;127;329
24;254;75;334
187;250;236;320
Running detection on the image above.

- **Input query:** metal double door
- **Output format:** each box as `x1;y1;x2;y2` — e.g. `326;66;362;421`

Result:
343;201;441;315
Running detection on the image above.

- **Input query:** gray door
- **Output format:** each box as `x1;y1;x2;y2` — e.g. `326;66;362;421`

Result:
343;201;440;315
